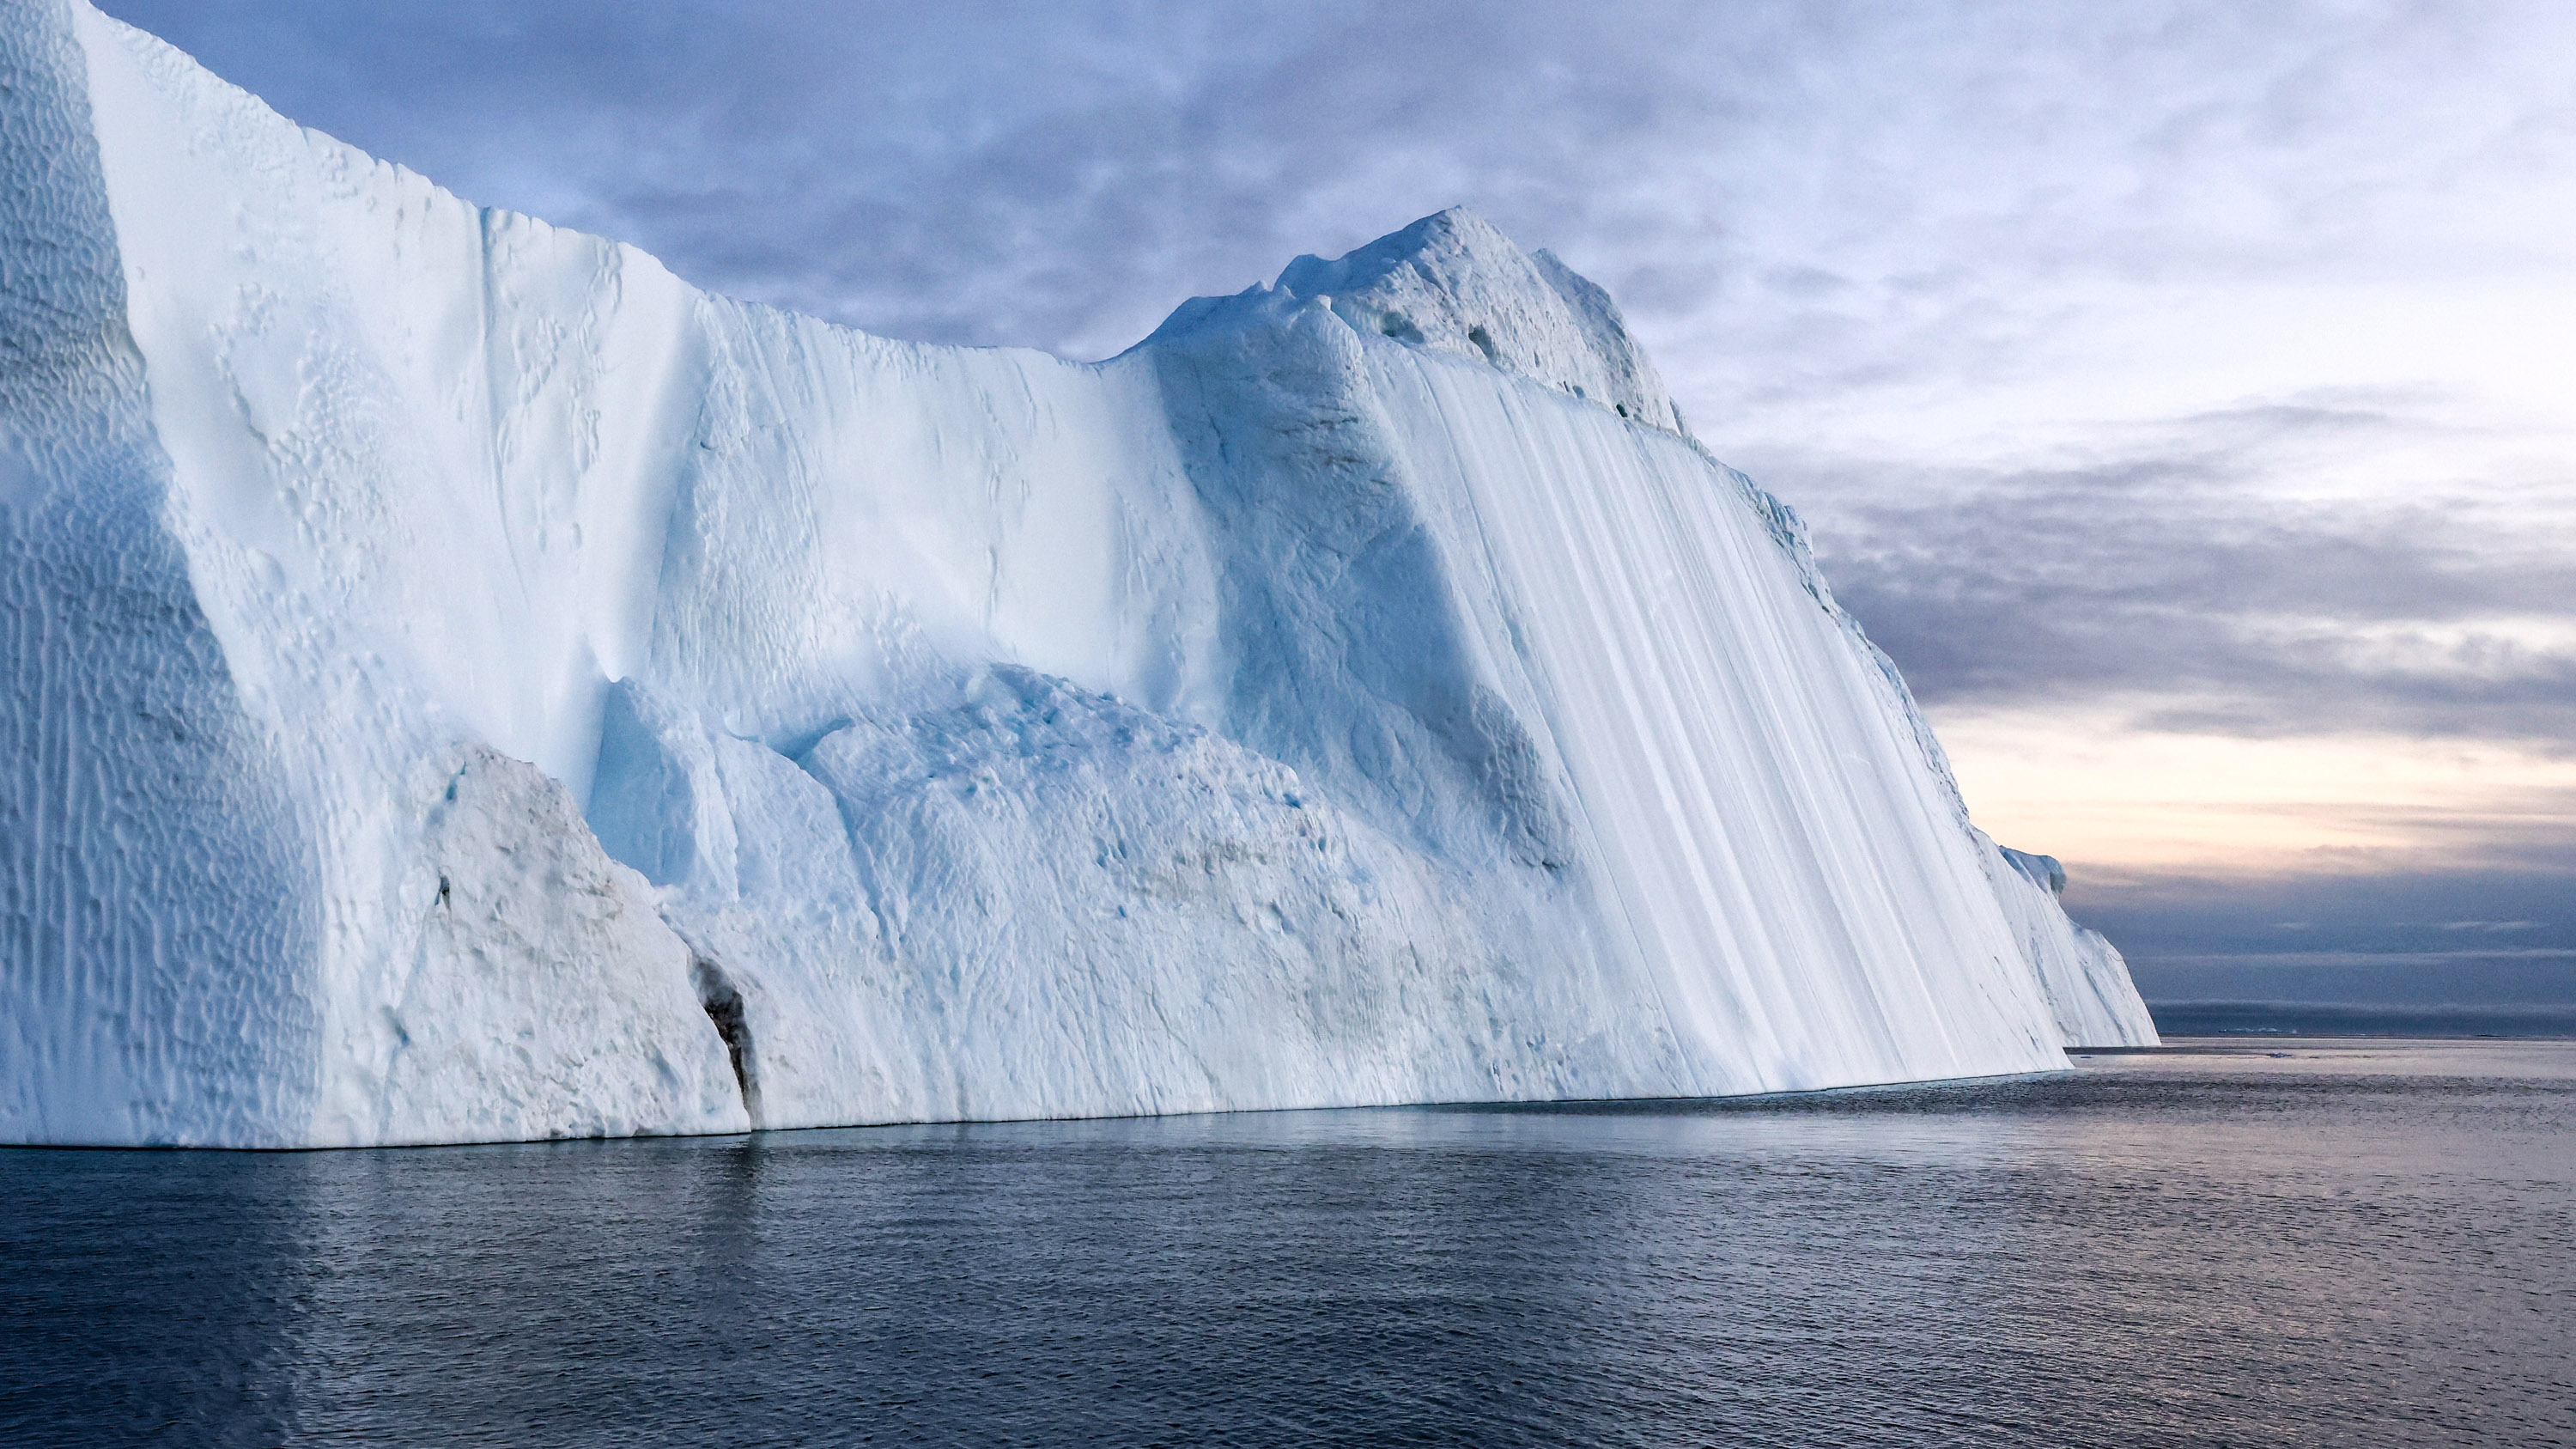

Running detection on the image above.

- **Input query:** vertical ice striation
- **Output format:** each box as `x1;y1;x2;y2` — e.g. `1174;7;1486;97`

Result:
0;0;2150;1148
1989;842;2161;1048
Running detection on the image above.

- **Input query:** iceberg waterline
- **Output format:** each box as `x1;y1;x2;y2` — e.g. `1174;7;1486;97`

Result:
0;0;2155;1149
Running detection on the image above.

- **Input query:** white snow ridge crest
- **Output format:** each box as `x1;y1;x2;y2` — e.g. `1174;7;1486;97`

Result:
0;0;2154;1148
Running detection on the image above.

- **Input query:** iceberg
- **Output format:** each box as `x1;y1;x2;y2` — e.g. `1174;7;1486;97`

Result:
0;0;2154;1148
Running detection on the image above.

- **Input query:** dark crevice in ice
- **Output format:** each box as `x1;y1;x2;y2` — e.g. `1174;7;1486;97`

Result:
1378;312;1425;344
690;956;759;1123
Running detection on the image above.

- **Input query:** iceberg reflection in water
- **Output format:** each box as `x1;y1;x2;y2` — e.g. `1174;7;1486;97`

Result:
5;1040;2571;1447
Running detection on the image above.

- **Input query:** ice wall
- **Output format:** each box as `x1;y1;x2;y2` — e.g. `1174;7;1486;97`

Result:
1989;842;2161;1048
0;0;2149;1148
0;2;322;1147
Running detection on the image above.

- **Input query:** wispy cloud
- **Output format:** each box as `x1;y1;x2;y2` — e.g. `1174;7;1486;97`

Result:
1783;401;2576;746
94;1;2576;368
2148;949;2576;967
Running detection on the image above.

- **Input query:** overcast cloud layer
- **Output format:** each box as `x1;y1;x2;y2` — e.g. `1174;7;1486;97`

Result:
94;0;2576;1005
1798;407;2576;742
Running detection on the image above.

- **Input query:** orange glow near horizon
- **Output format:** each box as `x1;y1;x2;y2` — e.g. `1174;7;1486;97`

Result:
1933;705;2576;886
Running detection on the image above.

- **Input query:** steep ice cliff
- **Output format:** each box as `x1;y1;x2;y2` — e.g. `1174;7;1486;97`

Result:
1989;842;2162;1049
0;0;2152;1148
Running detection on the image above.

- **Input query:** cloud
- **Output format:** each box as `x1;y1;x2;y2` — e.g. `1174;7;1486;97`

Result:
2072;864;2576;1005
98;0;1770;357
2129;955;2576;1010
2151;949;2576;967
93;0;2576;373
2075;863;2571;943
1771;401;2576;745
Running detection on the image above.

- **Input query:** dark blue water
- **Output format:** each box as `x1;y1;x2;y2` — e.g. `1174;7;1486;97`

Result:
6;1040;2572;1447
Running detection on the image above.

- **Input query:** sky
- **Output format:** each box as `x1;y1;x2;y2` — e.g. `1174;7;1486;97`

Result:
95;0;2576;1014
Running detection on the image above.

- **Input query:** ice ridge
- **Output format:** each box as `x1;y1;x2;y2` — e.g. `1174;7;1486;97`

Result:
1151;207;1687;435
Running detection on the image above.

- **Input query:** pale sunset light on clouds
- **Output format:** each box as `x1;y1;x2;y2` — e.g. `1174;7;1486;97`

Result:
97;0;2576;1013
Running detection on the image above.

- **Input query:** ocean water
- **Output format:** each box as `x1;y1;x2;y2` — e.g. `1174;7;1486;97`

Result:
4;1040;2570;1448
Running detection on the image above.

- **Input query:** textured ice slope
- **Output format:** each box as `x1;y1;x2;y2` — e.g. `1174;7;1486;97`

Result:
0;0;2152;1148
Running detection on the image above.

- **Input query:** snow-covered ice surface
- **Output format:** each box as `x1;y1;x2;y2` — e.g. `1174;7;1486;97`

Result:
0;0;2152;1148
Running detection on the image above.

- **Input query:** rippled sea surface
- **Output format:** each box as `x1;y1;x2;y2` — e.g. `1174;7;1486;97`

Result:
5;1040;2572;1447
